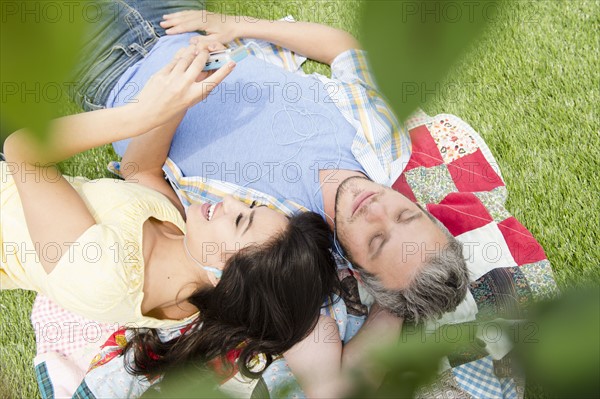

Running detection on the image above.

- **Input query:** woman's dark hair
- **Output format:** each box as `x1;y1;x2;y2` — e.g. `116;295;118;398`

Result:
124;211;339;379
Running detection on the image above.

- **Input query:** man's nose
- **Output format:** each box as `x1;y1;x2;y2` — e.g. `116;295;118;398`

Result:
365;201;387;223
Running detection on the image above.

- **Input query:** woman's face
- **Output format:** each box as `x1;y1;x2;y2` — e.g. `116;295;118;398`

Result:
185;196;288;270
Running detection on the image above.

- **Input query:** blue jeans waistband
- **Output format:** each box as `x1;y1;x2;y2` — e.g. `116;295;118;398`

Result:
71;0;204;111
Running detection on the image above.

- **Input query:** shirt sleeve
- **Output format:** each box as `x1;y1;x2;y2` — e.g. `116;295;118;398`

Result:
330;49;380;91
325;49;413;184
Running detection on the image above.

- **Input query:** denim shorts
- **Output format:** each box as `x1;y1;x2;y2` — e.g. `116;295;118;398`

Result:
71;0;204;111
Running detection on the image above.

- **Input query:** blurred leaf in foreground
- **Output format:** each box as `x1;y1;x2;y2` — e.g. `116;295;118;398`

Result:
352;322;479;398
140;364;230;399
1;0;86;142
361;0;498;121
511;286;600;398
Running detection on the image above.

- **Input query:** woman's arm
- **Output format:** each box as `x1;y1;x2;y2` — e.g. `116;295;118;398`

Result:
3;46;233;273
161;11;360;65
5;46;228;166
3;104;155;274
5;105;153;166
119;112;187;216
119;42;230;216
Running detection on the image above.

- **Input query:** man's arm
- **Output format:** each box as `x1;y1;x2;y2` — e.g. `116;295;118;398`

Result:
233;19;360;65
161;11;360;65
341;303;403;388
283;305;402;398
284;316;347;398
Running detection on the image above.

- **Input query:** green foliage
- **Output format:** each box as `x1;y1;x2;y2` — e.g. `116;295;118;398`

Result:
1;0;86;141
1;1;599;398
359;323;474;398
361;0;498;121
349;287;600;398
512;286;600;398
140;366;229;399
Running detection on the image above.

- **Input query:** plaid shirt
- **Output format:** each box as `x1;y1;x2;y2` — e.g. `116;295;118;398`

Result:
138;35;416;215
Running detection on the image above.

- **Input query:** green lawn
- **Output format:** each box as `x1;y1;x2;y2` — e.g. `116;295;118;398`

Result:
1;0;598;398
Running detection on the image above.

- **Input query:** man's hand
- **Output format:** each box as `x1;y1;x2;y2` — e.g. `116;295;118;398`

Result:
131;44;235;128
189;36;228;56
160;10;239;44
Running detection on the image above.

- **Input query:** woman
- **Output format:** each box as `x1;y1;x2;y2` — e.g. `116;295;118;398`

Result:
1;42;339;378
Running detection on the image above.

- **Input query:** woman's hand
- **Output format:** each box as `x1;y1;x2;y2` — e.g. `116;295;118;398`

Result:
160;10;239;44
132;44;235;127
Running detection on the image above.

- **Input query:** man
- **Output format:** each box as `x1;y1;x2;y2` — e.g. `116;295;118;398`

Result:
331;177;469;322
103;10;469;324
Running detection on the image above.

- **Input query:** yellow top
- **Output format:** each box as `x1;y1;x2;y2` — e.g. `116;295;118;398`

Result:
1;161;197;328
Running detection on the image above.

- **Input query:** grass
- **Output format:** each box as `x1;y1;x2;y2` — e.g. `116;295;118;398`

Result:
1;0;598;398
421;0;600;288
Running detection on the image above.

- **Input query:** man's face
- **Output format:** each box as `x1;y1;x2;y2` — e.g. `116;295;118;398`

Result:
334;177;449;290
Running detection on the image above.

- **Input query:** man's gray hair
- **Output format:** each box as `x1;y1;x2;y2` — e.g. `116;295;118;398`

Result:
353;213;470;323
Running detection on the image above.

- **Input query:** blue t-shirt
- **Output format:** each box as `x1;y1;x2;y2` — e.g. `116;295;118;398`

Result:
108;33;364;214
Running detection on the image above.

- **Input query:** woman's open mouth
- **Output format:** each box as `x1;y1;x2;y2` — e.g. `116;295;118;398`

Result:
201;202;220;221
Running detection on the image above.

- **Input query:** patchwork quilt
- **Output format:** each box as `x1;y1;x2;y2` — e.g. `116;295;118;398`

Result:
29;111;559;399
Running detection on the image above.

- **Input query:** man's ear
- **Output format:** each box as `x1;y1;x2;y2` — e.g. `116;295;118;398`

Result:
351;268;363;283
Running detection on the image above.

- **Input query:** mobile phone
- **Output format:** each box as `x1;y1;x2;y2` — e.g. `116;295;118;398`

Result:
203;45;249;71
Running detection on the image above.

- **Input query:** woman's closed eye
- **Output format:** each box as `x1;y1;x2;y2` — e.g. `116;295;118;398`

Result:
235;201;260;227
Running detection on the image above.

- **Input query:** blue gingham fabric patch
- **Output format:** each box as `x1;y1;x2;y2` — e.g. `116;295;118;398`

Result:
35;362;54;399
452;356;518;399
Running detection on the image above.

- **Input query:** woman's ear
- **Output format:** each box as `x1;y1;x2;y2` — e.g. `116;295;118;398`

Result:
207;272;219;287
221;249;236;264
207;250;237;286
